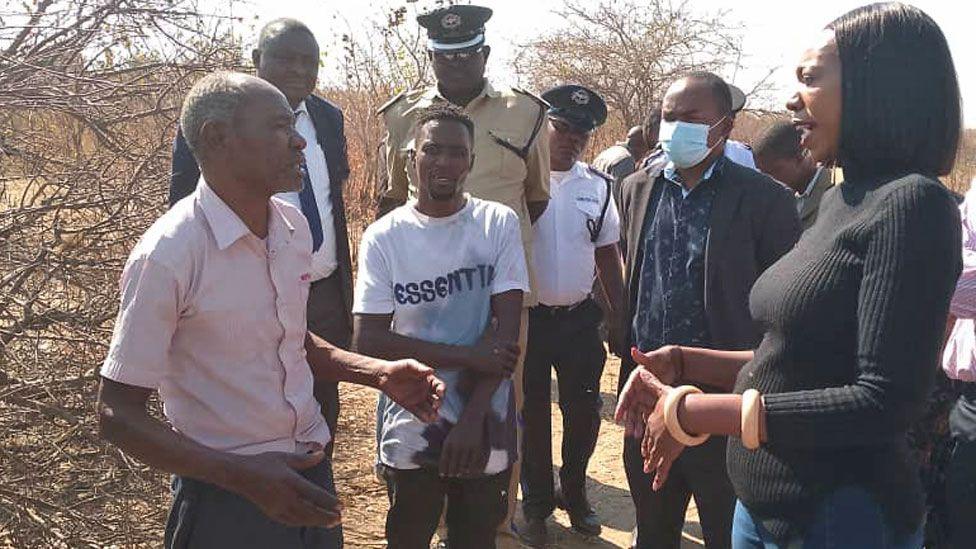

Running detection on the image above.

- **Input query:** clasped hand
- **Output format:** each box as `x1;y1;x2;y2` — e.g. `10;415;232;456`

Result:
614;347;687;491
468;325;520;377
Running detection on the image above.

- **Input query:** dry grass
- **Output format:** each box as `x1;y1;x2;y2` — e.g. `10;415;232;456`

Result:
2;2;973;547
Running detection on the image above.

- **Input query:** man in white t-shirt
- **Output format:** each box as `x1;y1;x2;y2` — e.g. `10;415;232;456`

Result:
353;103;529;548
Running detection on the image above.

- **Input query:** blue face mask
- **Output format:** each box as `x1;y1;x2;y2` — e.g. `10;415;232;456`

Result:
658;116;728;168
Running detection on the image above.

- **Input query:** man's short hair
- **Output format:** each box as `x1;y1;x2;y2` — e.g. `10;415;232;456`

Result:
753;121;803;161
682;71;733;116
180;72;257;157
412;103;475;144
257;18;316;52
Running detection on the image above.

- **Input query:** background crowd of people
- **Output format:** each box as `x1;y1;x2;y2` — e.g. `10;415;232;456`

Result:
91;2;974;548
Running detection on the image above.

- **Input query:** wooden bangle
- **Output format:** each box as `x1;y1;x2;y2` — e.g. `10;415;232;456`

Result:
663;385;710;447
741;389;762;450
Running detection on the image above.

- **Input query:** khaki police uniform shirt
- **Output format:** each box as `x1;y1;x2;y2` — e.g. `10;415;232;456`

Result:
379;80;550;305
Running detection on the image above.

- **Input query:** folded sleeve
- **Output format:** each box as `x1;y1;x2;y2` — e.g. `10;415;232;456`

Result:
353;228;396;315
100;257;180;389
492;209;530;295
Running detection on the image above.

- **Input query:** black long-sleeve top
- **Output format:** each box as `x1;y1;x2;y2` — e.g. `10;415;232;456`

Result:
728;173;962;542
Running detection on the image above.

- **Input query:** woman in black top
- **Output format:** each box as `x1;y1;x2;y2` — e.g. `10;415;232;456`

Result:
615;3;963;547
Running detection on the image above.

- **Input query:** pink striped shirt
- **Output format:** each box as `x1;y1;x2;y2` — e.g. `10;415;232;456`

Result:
943;180;976;381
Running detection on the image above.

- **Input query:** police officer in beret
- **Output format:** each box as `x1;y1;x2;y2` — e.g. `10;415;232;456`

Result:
519;85;625;546
374;4;550;542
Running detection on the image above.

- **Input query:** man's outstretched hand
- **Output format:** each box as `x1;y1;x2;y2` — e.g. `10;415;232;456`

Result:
377;359;445;423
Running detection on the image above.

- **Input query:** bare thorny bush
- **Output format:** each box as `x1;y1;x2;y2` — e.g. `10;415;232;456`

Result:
1;0;972;547
0;1;241;546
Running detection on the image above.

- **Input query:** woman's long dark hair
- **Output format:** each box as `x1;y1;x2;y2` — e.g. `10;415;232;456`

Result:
828;3;961;179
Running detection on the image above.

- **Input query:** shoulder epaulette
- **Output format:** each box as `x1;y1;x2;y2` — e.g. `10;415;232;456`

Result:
512;86;550;110
586;165;614;183
376;91;407;116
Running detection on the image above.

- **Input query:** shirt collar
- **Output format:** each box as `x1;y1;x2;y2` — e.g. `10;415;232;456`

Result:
197;179;295;250
663;154;726;191
421;80;500;106
294;99;309;116
798;167;824;198
551;161;586;185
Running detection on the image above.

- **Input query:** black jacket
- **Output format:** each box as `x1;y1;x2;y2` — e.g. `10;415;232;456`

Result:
168;94;353;320
617;155;801;380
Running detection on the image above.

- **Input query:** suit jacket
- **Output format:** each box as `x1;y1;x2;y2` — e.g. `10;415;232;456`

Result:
168;94;354;321
617;156;801;375
799;167;833;231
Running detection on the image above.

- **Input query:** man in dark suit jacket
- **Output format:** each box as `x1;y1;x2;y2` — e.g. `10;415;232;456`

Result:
614;73;800;549
169;18;352;456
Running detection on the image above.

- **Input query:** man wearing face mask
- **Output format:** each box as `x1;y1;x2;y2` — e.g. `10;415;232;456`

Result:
615;72;800;548
519;85;625;547
641;83;756;174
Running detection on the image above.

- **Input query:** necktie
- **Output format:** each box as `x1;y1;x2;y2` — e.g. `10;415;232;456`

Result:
296;110;324;252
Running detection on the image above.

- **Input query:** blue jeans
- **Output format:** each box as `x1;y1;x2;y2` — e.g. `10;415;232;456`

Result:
163;458;343;548
732;487;922;549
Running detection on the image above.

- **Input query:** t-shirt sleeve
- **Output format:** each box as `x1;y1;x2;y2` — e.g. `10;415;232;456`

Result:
354;228;396;314
596;191;621;247
100;257;180;389
492;210;530;295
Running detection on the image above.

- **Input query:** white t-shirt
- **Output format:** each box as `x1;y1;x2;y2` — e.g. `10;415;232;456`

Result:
354;196;529;473
533;162;620;306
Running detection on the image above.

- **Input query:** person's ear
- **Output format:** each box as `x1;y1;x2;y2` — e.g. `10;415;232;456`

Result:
199;119;229;156
251;49;261;70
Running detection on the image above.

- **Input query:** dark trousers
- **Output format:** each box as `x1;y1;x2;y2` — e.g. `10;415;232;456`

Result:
521;299;606;519
307;272;351;458
164;458;342;548
947;438;976;548
381;465;512;549
624;433;734;549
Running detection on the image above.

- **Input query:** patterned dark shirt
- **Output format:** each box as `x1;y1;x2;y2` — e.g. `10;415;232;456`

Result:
632;156;725;351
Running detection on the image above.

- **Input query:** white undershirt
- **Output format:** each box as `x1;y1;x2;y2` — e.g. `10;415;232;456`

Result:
276;100;337;282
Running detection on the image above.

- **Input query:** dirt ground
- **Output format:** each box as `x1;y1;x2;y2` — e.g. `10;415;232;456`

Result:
332;355;705;548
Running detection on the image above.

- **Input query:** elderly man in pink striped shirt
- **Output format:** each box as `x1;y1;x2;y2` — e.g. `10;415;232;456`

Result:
942;178;976;548
96;72;444;548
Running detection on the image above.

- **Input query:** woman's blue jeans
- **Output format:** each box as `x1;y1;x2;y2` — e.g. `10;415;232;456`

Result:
732;487;923;549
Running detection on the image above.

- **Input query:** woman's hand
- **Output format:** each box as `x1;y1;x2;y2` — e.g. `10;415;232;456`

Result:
630;345;683;385
641;385;687;491
615;363;664;439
